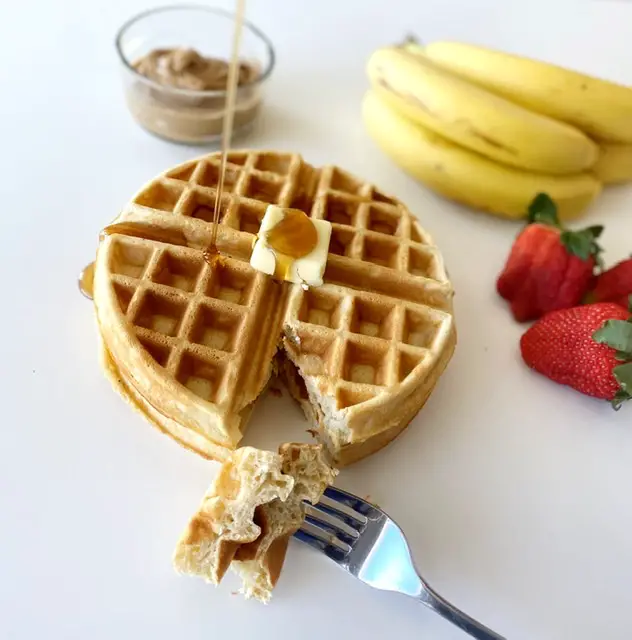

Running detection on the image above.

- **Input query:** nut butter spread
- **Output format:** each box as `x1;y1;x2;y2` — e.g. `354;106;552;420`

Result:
133;48;256;91
126;47;261;144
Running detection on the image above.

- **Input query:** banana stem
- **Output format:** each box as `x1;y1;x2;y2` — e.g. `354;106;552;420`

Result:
399;33;422;48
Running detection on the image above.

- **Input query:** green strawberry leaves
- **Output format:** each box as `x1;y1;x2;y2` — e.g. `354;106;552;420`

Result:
613;364;632;409
612;388;632;410
593;312;632;409
527;193;559;226
593;319;632;352
560;226;604;262
526;193;603;264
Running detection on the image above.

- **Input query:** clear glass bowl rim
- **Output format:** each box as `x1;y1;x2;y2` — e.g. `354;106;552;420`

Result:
114;4;276;98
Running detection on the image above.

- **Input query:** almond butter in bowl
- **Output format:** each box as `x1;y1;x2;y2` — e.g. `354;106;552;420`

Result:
115;6;275;145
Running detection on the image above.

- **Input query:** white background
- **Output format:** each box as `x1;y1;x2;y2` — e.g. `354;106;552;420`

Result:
2;1;632;639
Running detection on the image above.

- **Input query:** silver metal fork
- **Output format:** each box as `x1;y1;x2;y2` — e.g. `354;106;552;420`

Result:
295;486;506;640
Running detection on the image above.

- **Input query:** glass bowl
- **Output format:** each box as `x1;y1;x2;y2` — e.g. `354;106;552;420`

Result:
115;5;275;145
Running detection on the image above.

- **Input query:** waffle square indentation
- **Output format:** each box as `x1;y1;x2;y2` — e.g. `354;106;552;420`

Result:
166;164;196;182
322;194;361;227
290;188;315;216
151;252;203;292
330;168;364;195
298;289;345;329
328;227;356;257
349;298;396;340
226;152;248;166
371;188;398;206
336;385;377;409
176;353;224;402
205;260;255;306
109;240;152;279
135;292;187;337
196;162;241;191
180;189;228;223
189;304;243;352
403;309;442;349
410;222;426;244
137;335;171;368
363;235;400;269
235;202;267;234
245;174;284;204
342;339;389;386
112;281;134;314
134;182;184;213
366;205;400;237
398;349;426;382
409;246;438;278
255;153;292;175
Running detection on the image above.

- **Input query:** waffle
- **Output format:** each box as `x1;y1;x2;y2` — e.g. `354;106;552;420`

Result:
173;443;336;603
93;150;456;466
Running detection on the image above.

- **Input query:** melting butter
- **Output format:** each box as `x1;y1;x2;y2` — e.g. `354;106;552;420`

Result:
250;205;332;287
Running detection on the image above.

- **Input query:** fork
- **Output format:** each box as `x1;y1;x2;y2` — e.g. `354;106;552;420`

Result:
295;486;506;640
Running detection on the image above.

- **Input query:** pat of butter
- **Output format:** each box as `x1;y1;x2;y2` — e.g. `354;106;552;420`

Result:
250;205;332;287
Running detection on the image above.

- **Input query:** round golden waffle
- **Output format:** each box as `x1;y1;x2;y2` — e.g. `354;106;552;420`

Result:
93;150;456;466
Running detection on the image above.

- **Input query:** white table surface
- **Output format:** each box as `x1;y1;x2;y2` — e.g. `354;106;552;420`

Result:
2;1;632;638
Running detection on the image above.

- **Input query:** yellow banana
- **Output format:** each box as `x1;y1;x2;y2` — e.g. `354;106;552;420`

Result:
367;47;598;175
592;142;632;184
419;41;632;144
362;89;602;221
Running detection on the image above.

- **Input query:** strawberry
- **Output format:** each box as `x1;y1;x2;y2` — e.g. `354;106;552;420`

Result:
520;301;632;409
497;193;603;322
589;258;632;308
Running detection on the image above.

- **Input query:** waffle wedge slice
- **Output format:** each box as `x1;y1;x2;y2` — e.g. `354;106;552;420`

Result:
172;443;335;602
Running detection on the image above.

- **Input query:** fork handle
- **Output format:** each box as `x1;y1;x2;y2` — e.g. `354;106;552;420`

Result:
417;585;506;640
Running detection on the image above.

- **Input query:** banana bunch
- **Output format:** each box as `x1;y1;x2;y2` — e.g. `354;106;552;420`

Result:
363;40;632;220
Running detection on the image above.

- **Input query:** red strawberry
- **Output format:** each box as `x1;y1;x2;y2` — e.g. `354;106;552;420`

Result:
589;258;632;308
520;302;632;408
497;193;603;322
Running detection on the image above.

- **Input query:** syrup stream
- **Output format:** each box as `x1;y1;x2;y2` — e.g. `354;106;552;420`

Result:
205;0;247;262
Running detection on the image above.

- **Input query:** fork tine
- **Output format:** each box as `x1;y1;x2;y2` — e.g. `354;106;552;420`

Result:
304;505;360;546
294;521;350;563
316;494;369;528
322;486;381;518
